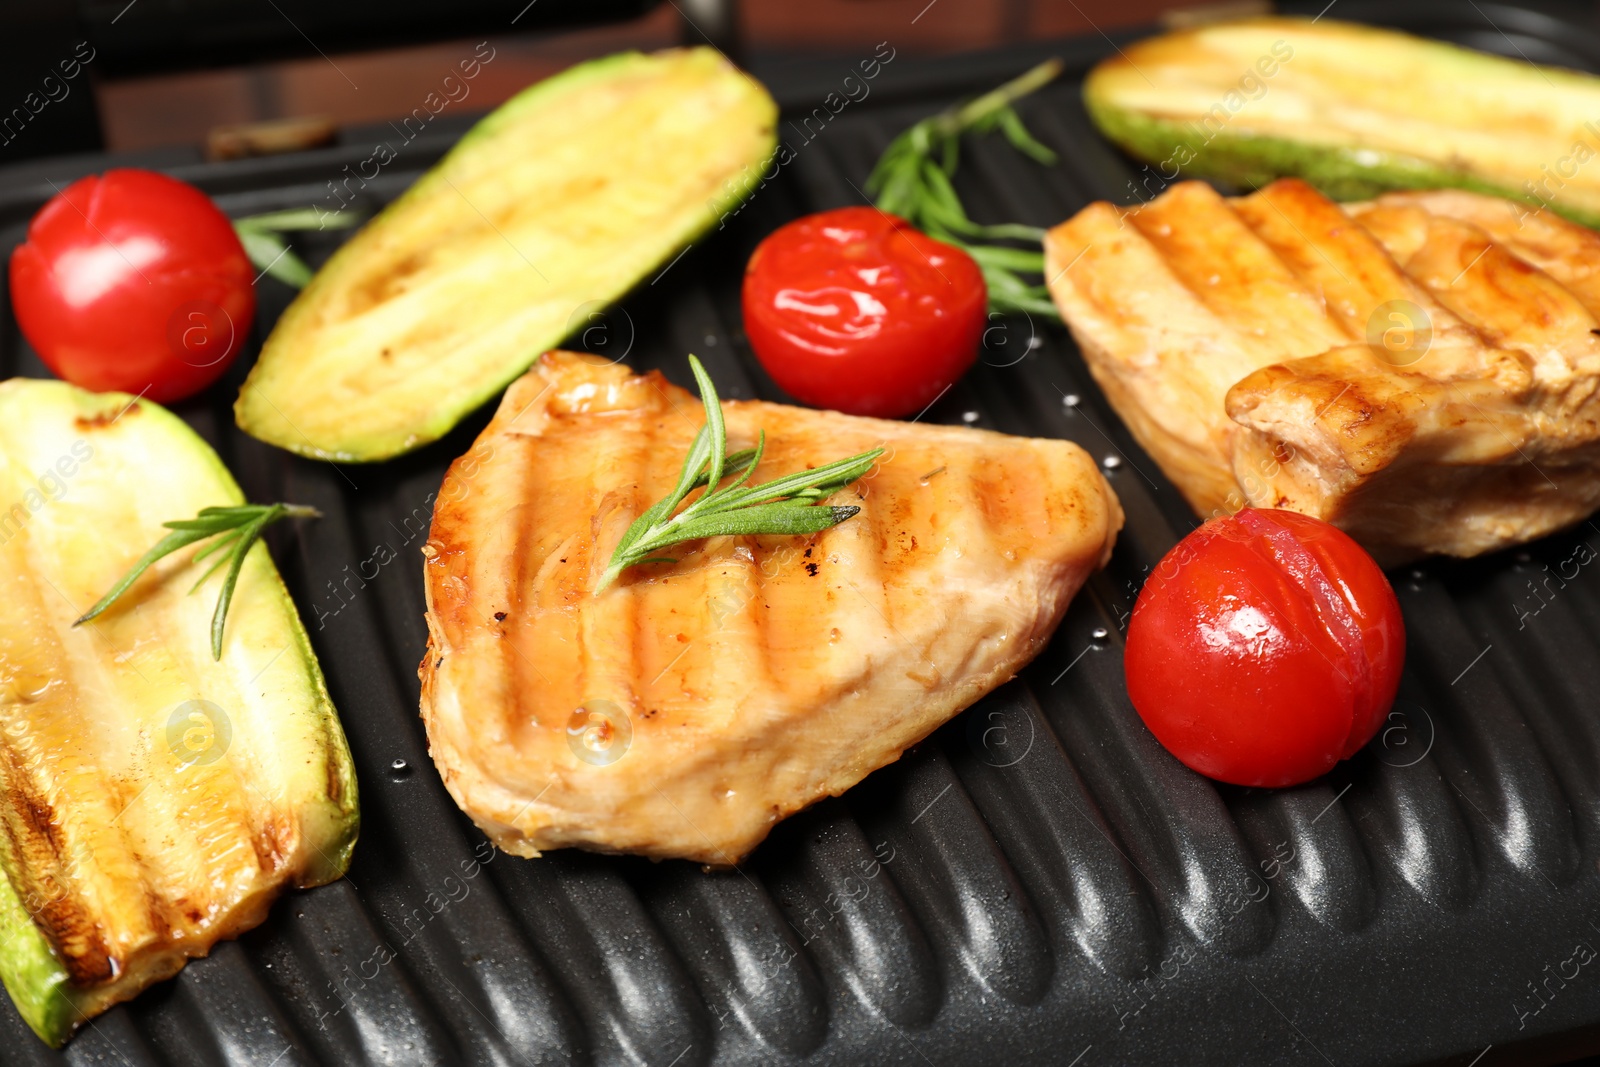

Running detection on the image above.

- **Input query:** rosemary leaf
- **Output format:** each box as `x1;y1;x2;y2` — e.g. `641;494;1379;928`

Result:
629;502;861;554
235;208;362;232
715;449;882;511
235;227;314;288
596;356;881;593
963;245;1048;273
690;356;728;496
190;528;243;566
233;207;361;290
996;106;1058;164
714;432;767;497
690;445;759;491
188;531;244;593
865;58;1064;321
76;502;320;660
209;508;277;660
74;528;215;624
611;423;713;564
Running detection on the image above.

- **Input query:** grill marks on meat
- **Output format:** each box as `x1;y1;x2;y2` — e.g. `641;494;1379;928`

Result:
1046;177;1600;562
419;352;1122;864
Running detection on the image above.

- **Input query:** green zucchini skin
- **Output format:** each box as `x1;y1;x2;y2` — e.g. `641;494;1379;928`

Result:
1084;17;1600;230
236;47;779;462
1084;98;1585;221
0;874;72;1050
0;380;358;1047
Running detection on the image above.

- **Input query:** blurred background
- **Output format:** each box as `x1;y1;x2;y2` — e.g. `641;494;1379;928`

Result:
6;0;1232;160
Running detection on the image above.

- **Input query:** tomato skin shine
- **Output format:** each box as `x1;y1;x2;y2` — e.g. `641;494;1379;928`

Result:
741;206;986;418
1124;508;1405;787
10;169;255;404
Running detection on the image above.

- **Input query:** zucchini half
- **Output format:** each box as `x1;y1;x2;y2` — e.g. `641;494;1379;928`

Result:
1085;17;1600;227
236;47;779;462
0;380;357;1046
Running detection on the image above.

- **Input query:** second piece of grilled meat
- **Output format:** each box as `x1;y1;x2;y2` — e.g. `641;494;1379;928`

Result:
1046;177;1600;562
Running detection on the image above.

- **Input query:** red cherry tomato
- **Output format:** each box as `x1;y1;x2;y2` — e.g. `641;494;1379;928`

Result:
741;206;986;418
10;168;255;403
1124;508;1405;788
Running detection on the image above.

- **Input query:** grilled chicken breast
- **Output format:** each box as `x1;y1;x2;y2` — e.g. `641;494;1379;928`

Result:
1046;177;1600;562
420;352;1121;864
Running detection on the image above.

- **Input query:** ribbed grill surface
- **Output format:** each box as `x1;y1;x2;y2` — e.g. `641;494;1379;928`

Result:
3;3;1600;1063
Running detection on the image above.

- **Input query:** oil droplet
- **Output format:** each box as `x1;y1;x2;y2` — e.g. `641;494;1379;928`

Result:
390;758;411;777
829;627;841;643
1091;627;1109;642
567;699;632;766
0;662;53;705
1102;455;1122;471
961;411;979;424
1062;393;1080;408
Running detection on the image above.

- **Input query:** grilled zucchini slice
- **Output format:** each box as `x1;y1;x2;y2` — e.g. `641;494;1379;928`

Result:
1085;17;1600;227
0;380;358;1046
236;47;778;462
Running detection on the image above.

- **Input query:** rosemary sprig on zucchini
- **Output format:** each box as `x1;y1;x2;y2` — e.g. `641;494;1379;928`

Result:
598;356;882;592
867;58;1063;319
75;503;320;659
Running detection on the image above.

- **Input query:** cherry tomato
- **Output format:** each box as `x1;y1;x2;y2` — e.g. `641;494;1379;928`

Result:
1124;508;1405;788
10;168;255;403
741;206;986;418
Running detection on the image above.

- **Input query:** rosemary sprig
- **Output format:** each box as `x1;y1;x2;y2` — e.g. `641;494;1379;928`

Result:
75;503;320;660
597;356;883;592
866;58;1064;319
234;208;361;289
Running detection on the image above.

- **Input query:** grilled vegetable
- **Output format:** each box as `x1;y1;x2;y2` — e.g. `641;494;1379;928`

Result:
0;379;358;1046
10;169;256;404
1085;17;1600;227
742;207;988;418
236;47;778;462
1126;508;1404;788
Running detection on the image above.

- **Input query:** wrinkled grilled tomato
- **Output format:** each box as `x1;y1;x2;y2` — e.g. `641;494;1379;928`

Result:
1124;508;1405;787
741;206;985;418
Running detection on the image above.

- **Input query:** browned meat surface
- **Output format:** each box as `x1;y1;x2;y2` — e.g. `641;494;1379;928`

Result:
420;352;1121;863
1046;177;1600;562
